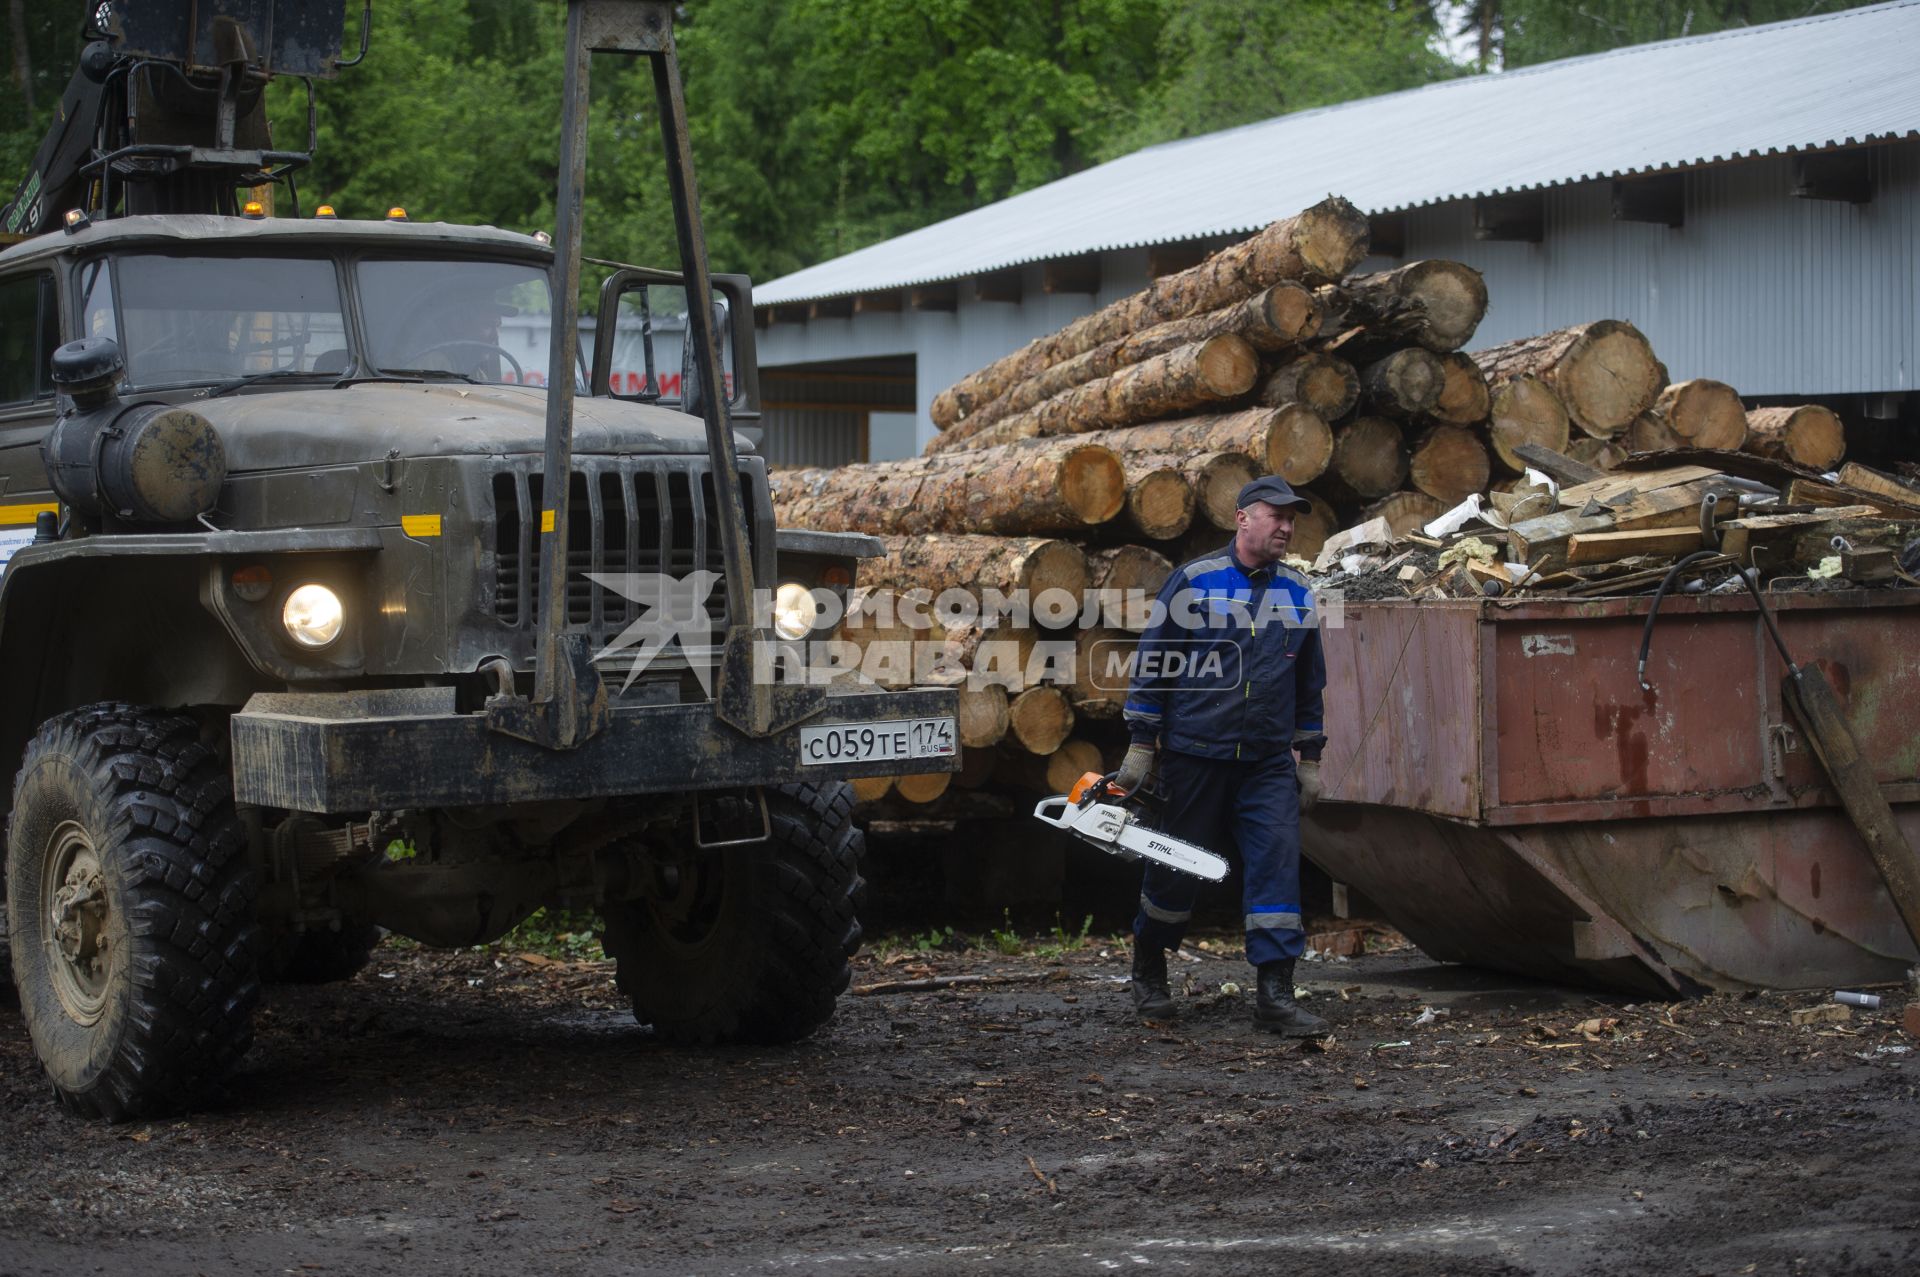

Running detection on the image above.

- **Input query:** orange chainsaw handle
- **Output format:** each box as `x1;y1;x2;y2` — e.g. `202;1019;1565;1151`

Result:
1069;770;1131;808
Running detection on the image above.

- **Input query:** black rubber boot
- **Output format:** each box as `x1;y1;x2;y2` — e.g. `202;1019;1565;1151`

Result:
1253;959;1328;1037
1130;941;1175;1020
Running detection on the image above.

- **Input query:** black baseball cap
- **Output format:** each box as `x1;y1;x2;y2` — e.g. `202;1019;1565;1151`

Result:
1236;475;1312;513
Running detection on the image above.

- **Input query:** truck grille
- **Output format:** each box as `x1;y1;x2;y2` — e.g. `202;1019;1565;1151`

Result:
490;459;759;645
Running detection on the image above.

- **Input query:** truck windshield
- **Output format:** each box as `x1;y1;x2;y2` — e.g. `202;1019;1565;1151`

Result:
80;254;348;391
357;259;552;387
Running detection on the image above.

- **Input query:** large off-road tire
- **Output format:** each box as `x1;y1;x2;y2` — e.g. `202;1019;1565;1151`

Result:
4;704;261;1119
601;780;865;1045
265;921;381;984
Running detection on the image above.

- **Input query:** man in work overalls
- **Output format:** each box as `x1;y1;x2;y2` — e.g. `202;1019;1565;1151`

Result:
1118;475;1329;1036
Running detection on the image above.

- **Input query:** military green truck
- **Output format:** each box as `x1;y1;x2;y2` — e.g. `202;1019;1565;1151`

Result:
0;1;957;1119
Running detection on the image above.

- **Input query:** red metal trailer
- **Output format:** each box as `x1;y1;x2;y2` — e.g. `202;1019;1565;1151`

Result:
1305;589;1920;995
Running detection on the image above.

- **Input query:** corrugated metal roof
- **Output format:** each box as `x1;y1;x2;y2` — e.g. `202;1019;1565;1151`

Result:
756;0;1920;305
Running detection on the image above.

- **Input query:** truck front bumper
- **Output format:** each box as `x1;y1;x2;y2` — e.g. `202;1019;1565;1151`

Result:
230;685;960;814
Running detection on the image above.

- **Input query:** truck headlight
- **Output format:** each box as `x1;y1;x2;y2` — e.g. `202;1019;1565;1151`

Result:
283;584;345;648
772;581;819;640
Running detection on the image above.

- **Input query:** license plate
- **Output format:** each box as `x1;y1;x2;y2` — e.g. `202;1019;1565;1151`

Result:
799;717;956;766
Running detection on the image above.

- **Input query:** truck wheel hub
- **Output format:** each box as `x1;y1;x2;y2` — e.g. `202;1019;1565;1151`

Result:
44;822;113;1023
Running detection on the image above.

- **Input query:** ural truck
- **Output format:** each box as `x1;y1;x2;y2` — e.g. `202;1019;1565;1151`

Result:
0;1;957;1119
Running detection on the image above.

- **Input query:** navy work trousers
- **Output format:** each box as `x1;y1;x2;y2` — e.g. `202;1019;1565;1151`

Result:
1131;748;1305;967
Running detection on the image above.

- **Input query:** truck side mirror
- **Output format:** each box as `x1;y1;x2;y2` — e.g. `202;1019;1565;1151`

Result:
590;268;759;420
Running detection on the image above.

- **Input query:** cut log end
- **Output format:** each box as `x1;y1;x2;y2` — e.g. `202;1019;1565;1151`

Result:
956;682;1011;750
1266;404;1336;486
1488;375;1572;473
1060;445;1129;524
1123;465;1195;540
1409;425;1492;506
1361;490;1446;539
1745;405;1845;471
1655;379;1748;451
1402;260;1490;351
1559;321;1664;438
1087;544;1174;597
1195;332;1262;397
1196;451;1258;531
1295;196;1372;280
1043;740;1104;795
1329;415;1408;499
1259;353;1359;421
1431;351;1491;425
1008;686;1075;755
1021;540;1091;597
851;775;896;803
894;771;952;804
1363;348;1445;418
1262;281;1323;347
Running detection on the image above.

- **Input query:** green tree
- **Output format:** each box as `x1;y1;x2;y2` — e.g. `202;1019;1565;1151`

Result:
1486;1;1881;68
1;0;89;214
780;0;1166;259
1105;0;1459;157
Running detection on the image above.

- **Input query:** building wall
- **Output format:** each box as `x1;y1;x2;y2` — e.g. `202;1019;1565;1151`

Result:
756;139;1920;457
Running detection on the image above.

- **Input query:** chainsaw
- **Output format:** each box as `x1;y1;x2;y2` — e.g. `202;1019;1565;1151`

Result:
1031;771;1229;882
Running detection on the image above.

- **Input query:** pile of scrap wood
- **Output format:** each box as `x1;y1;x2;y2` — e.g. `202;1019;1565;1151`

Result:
1319;446;1920;600
770;193;1896;813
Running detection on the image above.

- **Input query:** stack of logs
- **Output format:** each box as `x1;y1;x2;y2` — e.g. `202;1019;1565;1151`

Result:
769;194;1857;811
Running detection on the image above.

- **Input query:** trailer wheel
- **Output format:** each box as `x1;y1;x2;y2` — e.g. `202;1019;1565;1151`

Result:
601;781;864;1045
4;704;261;1119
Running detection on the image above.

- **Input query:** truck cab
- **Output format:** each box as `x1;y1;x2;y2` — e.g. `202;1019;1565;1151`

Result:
0;0;957;1121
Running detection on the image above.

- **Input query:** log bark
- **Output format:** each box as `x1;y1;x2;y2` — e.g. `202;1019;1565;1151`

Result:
1744;405;1845;471
1654;379;1748;451
1119;455;1196;540
951;334;1259;452
931;284;1321;448
1079;405;1333;487
1430;351;1491;425
1408;425;1491;506
1257;353;1359;421
1318;260;1489;351
1486;374;1572;473
1007;686;1075;755
771;438;1126;535
865;535;1090;598
1324;415;1408;501
1361;490;1446;539
1360;348;1446;419
1473;320;1663;439
929;197;1367;428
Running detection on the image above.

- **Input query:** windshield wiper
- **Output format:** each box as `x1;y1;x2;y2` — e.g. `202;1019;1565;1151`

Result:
204;367;335;399
375;367;483;385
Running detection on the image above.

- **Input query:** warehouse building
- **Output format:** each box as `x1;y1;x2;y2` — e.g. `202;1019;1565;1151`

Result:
749;0;1920;468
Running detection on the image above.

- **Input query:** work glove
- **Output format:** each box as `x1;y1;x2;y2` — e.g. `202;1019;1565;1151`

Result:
1115;742;1156;796
1296;758;1323;813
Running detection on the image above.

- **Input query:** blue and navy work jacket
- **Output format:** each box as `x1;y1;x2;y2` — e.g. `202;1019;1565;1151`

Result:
1123;543;1327;763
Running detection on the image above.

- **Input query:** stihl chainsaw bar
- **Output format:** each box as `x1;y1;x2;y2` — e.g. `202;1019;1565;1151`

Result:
1032;772;1229;882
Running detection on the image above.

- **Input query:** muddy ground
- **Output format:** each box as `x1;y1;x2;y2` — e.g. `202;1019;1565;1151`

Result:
2;916;1917;1275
